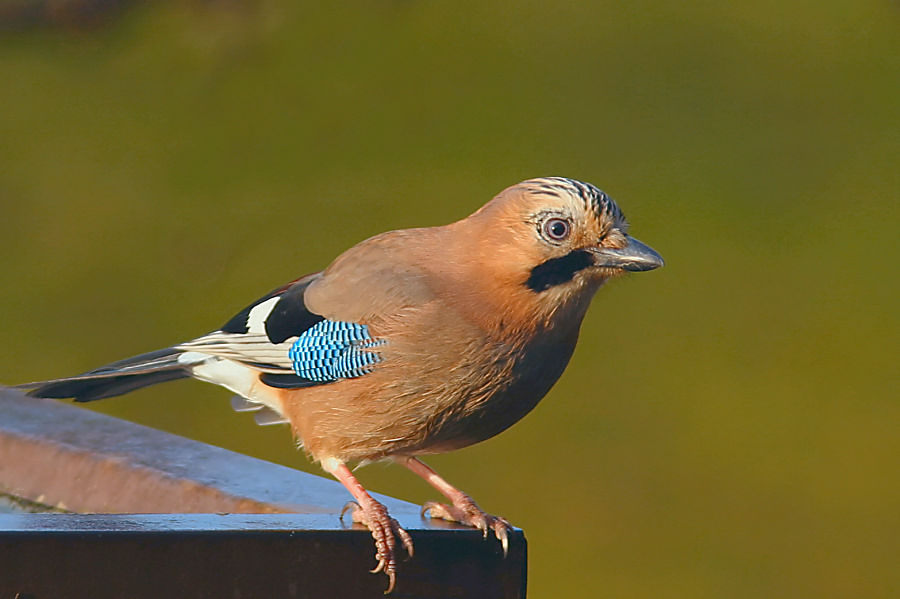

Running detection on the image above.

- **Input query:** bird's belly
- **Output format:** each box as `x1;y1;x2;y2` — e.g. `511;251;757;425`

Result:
367;334;576;458
282;324;578;464
413;339;576;453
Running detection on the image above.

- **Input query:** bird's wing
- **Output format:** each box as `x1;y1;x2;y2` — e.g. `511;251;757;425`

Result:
302;228;439;323
19;234;440;399
177;273;321;372
179;270;393;390
185;231;440;390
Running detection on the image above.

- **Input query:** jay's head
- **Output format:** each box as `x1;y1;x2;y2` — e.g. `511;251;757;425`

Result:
459;177;663;306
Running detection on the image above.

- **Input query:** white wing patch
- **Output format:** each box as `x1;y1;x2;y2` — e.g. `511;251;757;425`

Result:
247;296;280;334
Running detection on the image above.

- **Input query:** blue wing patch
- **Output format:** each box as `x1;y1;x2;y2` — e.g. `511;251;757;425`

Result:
288;320;384;382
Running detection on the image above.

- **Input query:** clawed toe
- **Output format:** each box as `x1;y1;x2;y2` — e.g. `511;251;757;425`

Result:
421;498;512;556
341;500;414;593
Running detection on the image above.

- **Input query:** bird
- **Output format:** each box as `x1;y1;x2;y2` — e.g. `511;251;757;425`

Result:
17;177;663;593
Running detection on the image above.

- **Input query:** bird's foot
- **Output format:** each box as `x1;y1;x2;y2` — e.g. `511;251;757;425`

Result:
341;499;414;593
421;494;512;555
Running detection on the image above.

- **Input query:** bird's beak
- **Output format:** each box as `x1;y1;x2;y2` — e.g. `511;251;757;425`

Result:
591;236;664;272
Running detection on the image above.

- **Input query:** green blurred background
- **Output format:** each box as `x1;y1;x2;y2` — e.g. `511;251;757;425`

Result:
1;1;898;597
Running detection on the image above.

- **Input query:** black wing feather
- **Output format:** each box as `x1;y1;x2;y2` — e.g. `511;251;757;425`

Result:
219;274;324;344
264;281;325;344
258;373;323;389
210;273;330;389
18;348;189;402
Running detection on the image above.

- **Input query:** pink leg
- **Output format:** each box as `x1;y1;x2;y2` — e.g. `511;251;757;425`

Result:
400;457;511;555
322;459;413;593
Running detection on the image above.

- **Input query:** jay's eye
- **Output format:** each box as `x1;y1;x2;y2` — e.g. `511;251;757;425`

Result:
542;217;571;242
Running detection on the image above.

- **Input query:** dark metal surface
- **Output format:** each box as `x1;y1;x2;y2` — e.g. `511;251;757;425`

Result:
0;513;527;598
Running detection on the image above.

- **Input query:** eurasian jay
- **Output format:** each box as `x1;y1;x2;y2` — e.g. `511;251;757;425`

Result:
19;177;663;592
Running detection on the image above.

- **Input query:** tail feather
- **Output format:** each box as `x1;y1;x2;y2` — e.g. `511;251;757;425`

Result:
16;348;191;402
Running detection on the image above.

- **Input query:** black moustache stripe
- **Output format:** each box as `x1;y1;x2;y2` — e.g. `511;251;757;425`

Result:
525;250;594;292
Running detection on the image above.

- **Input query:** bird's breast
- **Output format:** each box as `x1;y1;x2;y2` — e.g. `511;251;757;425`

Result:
369;308;581;456
281;297;585;463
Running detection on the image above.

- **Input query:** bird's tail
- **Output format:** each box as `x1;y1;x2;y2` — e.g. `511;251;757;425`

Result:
15;348;191;402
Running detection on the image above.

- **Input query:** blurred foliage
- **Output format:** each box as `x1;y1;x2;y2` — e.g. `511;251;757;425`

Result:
1;1;898;597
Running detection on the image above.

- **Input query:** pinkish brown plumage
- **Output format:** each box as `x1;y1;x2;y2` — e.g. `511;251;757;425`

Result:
19;177;663;592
